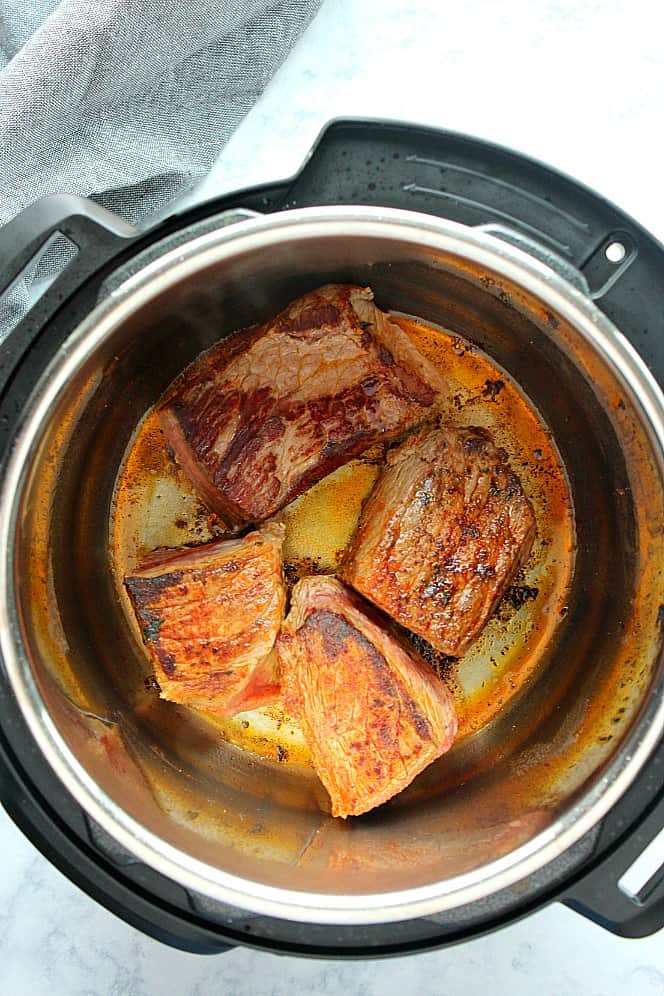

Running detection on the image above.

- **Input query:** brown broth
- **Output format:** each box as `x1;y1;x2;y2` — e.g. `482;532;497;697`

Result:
111;315;575;764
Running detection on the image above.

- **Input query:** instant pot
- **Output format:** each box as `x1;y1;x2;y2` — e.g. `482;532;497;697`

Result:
0;120;662;956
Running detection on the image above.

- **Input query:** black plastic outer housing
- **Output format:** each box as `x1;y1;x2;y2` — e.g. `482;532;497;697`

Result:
0;120;662;956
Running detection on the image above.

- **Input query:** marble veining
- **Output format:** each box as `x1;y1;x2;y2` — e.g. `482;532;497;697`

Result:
2;0;664;991
2;806;663;995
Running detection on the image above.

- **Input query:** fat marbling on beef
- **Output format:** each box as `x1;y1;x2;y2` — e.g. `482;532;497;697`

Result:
124;523;285;716
342;425;535;656
159;285;446;527
277;576;457;818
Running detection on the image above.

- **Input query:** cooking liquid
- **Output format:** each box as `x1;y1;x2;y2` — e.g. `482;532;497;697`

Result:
111;316;575;766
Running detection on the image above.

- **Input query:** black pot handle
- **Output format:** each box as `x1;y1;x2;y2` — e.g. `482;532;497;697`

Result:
563;788;664;937
0;193;137;296
0;196;138;396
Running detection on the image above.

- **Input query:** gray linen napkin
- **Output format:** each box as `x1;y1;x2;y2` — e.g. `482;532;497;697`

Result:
0;0;322;332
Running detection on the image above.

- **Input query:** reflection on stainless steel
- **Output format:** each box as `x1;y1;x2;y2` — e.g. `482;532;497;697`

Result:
0;207;663;924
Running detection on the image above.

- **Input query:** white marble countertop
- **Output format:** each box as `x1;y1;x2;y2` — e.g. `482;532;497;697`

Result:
3;0;664;992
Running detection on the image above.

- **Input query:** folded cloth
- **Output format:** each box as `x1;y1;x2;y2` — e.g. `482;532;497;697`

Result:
0;0;322;334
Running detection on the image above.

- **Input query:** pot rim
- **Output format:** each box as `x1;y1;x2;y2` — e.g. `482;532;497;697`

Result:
1;205;663;924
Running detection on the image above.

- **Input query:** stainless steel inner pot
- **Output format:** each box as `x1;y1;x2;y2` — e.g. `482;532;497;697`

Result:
1;207;663;924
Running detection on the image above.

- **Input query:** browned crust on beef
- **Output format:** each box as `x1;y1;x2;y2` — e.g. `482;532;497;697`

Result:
342;426;535;656
159;285;446;526
124;523;285;716
277;576;457;817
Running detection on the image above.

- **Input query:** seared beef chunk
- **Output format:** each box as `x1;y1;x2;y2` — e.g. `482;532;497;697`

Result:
277;576;457;818
159;285;445;527
342;426;535;655
125;524;285;716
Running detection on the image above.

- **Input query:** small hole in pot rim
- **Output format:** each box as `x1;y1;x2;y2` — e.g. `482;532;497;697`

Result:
605;241;626;263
